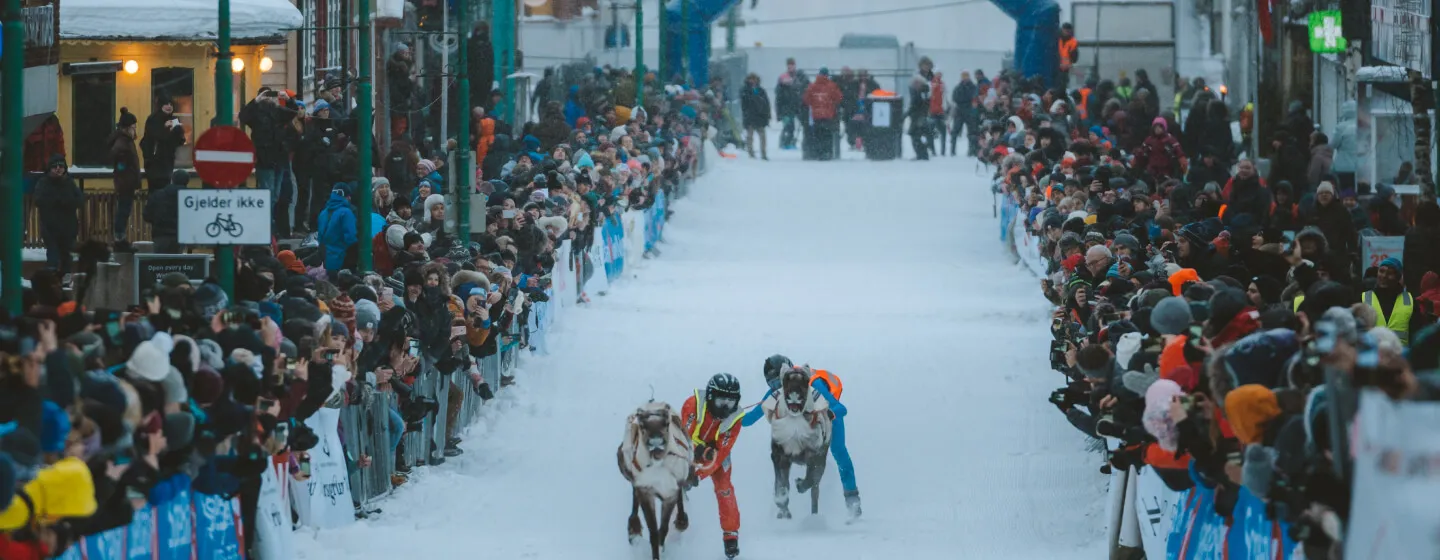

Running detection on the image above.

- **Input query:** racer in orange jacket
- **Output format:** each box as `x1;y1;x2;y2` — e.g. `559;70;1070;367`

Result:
681;373;744;559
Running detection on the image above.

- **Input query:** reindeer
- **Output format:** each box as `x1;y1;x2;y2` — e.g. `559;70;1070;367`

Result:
764;367;834;518
617;401;693;560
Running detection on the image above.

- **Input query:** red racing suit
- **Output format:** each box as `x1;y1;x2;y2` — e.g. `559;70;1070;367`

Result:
681;391;742;540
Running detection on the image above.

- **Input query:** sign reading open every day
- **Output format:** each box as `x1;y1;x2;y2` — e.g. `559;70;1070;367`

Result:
178;189;272;245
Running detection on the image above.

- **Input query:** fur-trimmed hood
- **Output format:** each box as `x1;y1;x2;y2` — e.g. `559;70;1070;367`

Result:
450;269;490;292
420;261;451;296
1295;226;1330;259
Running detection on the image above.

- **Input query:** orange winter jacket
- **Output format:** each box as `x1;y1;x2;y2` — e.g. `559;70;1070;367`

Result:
803;75;843;121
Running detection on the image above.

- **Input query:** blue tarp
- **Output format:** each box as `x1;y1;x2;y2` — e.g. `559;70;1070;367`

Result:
662;0;740;87
987;0;1061;86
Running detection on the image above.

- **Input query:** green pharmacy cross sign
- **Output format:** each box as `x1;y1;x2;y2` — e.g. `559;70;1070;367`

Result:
1309;11;1346;53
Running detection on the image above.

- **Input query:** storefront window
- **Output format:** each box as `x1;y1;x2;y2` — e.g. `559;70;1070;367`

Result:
151;68;195;167
71;73;116;167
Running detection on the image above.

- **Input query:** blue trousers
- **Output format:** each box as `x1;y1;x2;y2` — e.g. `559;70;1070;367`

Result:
830;416;857;493
388;405;404;452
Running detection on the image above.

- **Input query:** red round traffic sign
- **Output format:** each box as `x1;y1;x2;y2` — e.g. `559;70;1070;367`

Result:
193;125;255;188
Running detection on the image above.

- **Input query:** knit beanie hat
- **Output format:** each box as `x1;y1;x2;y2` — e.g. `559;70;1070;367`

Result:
329;294;356;332
1225;384;1281;445
1143;379;1185;451
354;299;381;332
1150;297;1193;336
193;283;229;322
159;367;189;404
190;366;225;405
40;401;71;454
126;341;171;382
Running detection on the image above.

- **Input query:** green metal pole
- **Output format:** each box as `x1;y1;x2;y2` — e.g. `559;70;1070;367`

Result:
456;0;471;241
635;0;644;109
658;0;669;82
215;0;236;299
493;0;514;123
358;0;374;270
1;0;22;313
725;6;736;54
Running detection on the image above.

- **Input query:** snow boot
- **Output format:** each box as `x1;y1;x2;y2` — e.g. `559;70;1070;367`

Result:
845;490;863;520
391;473;408;487
723;536;740;558
444;441;463;457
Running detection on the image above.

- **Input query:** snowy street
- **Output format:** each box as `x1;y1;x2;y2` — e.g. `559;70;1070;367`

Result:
296;141;1107;559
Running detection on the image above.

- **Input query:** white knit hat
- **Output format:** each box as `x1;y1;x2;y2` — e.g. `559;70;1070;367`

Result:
126;341;171;382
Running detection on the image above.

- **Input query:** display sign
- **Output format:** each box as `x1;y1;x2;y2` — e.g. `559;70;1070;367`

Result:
178;189;272;245
134;254;211;294
1360;235;1405;271
1309;11;1347;53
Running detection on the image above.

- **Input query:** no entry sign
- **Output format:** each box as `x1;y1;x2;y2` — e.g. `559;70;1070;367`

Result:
194;126;255;188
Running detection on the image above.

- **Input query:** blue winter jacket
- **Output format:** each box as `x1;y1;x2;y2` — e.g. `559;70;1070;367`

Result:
317;191;358;272
564;87;586;127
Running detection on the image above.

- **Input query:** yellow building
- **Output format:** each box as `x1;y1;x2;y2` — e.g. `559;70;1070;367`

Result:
57;0;302;189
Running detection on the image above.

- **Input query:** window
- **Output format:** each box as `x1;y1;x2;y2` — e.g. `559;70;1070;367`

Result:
71;72;116;167
151;68;196;167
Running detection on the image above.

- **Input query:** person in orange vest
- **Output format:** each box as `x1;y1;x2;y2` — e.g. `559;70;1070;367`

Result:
745;355;863;520
1057;23;1078;88
681;373;744;558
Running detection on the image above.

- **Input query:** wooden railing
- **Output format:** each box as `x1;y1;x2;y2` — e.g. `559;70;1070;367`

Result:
23;190;153;248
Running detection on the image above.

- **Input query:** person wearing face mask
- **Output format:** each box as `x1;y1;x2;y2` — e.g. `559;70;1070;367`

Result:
681;373;745;559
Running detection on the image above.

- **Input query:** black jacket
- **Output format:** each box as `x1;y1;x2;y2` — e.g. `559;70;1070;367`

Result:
951;80;978;114
238;100;294;167
774;72;808;118
1404;223;1440;292
740;86;772;129
33;169;83;240
1306;199;1357;259
140;112;186;176
144;181;182;236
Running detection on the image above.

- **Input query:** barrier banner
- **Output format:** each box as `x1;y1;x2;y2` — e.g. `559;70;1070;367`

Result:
554;240;574;315
603;215;625;282
645;190;666;253
1133;468;1181;559
584;241;609;295
192;492;243;559
253;461;295;560
126;505;156;560
622;211;644;270
1347;390;1440;559
291;406;356;529
156;484;193;560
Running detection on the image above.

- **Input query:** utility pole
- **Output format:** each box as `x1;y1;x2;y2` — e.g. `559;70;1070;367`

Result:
493;0;515;123
658;0;669;82
216;0;236;298
635;0;644;108
358;0;375;270
2;0;23;313
456;0;472;241
725;6;736;54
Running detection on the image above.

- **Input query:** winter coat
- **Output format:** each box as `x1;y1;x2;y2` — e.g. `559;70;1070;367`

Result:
33;163;82;243
143;181;181;237
1404;224;1440;293
951;80;978;115
317;191;358;272
140;112;186;177
1305;198;1357;259
1331;101;1358;173
1134;119;1185;180
1004;116;1027;148
774;71;808;118
238;100;293;167
563;87;586;127
1267;140;1310;194
1282;107;1315;146
532;103;572;153
803;75;842;121
1224;174;1271;224
108;131;142;197
1306;143;1334;187
740;86;772;129
475;118;495;168
297;118;338;177
386;55;416;111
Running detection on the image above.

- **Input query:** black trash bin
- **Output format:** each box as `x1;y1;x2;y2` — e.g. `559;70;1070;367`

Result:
864;95;903;161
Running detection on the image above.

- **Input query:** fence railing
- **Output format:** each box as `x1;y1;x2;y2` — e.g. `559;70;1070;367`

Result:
23;190;153;248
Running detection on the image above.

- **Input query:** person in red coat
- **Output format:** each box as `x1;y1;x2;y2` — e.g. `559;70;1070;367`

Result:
681;373;745;558
803;68;844;161
1134;117;1185;181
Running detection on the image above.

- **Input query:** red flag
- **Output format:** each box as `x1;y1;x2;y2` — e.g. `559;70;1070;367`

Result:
1257;0;1275;45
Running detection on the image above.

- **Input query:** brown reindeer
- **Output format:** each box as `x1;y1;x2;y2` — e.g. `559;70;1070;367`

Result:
617;402;693;560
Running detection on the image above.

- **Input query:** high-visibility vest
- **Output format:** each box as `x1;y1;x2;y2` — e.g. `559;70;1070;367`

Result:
810;369;843;399
690;390;742;446
1364;291;1414;345
1292;295;1305;313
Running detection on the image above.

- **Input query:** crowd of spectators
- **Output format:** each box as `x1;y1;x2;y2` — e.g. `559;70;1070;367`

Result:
984;60;1440;558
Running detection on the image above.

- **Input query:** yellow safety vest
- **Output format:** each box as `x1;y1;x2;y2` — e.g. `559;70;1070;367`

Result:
690;390;742;446
1292;295;1305;313
1363;291;1414;345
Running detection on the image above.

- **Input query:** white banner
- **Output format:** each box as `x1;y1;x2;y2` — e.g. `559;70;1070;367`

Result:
622;211;646;272
1346;390;1440;559
178;189;272;245
1133;467;1181;559
290;407;355;529
554;240;573;320
1360;235;1405;272
584;242;609;295
253;461;295;559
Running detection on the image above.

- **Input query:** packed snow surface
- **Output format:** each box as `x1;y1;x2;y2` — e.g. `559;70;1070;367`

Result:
60;0;302;41
295;137;1107;559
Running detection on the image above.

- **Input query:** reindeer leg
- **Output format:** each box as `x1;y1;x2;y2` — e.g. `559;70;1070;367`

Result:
807;453;828;515
641;492;662;560
673;486;689;531
772;441;792;519
658;496;676;558
628;487;644;544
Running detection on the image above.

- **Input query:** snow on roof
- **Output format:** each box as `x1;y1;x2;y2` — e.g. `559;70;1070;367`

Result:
1356;65;1409;83
61;0;303;42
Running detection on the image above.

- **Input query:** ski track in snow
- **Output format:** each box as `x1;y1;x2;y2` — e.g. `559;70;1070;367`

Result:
295;136;1109;559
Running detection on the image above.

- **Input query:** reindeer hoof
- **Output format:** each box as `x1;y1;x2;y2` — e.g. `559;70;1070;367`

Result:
674;512;689;531
628;516;643;539
777;507;792;519
795;477;811;493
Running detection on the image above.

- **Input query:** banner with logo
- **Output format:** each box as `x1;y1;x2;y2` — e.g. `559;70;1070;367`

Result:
1360;235;1404;272
602;214;626;282
54;480;242;560
253;460;296;560
1346;390;1440;559
645;190;667;253
290;406;356;529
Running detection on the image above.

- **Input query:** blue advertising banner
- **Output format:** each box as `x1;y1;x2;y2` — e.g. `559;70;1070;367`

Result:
52;477;242;560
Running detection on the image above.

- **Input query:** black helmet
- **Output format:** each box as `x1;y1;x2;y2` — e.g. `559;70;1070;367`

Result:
763;354;792;386
705;373;741;417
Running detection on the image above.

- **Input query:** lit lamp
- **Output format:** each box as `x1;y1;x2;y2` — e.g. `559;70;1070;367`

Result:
1218;85;1228;101
231;57;245;73
123;60;139;74
259;56;274;72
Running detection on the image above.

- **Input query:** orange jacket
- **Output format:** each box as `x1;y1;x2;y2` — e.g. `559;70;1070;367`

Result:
803;75;843;120
810;369;843;399
1058;36;1078;69
681;393;742;479
475;118;495;176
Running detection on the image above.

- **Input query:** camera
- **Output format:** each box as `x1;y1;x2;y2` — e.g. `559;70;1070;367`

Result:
1048;381;1089;412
